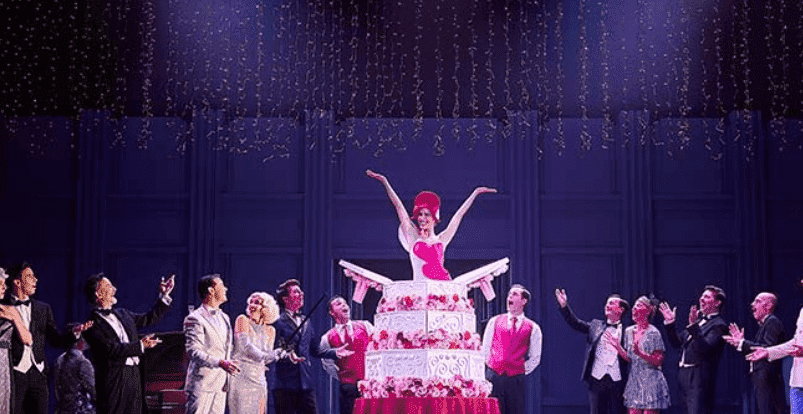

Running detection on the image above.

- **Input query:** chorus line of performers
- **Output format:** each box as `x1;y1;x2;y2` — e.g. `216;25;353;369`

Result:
0;170;801;414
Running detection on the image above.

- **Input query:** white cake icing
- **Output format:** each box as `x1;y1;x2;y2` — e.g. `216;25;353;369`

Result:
362;279;489;389
365;349;486;380
374;310;476;333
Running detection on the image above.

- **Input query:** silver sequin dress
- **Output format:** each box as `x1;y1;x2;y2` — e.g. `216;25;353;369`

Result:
623;324;671;410
227;319;277;414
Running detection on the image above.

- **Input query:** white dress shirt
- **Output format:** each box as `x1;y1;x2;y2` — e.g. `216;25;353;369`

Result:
12;296;44;373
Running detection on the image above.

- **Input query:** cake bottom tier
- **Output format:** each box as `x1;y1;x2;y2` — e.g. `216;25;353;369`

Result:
354;396;501;414
358;376;493;399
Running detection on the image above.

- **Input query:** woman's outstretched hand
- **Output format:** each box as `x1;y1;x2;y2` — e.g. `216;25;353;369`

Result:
366;170;386;182
474;187;497;195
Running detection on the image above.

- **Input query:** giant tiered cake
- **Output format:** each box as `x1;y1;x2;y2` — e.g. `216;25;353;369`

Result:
357;280;492;399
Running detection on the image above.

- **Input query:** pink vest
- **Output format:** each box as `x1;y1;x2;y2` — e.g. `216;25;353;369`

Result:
487;315;533;376
327;321;370;384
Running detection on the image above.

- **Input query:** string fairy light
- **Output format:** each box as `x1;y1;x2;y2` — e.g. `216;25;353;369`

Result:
577;0;591;153
599;0;614;149
553;0;566;155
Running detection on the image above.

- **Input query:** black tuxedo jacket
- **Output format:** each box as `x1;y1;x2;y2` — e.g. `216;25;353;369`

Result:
0;298;76;371
82;299;170;414
273;311;336;390
558;304;628;382
665;314;728;375
739;314;785;375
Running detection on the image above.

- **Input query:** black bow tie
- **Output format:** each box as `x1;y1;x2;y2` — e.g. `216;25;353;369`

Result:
606;322;620;328
95;308;114;316
12;299;31;306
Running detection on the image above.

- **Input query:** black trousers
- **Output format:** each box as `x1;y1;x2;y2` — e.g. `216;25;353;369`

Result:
12;368;48;414
678;366;716;414
487;369;525;414
274;389;318;414
97;365;142;414
339;383;360;414
751;369;788;414
587;374;625;414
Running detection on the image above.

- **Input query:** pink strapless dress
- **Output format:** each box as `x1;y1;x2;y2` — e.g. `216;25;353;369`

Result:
412;241;451;281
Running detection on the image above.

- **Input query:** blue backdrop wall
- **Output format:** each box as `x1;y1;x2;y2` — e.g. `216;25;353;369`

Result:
1;111;802;414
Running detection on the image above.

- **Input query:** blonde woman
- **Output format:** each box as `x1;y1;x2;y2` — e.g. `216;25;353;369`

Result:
228;292;282;414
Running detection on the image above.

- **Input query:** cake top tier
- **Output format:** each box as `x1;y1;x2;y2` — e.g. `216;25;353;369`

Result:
382;280;468;301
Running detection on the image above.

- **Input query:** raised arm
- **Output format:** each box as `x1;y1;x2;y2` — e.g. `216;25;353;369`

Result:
366;170;415;234
555;289;592;334
439;186;497;245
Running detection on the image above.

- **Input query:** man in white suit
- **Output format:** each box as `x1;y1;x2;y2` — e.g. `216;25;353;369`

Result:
748;277;803;414
184;274;240;414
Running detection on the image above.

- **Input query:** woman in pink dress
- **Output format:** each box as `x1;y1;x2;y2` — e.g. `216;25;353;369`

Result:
366;170;496;281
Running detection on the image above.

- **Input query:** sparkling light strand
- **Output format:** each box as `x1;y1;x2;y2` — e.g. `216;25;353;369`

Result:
636;0;649;146
599;0;614;149
253;2;267;154
137;0;157;149
483;0;496;145
778;0;791;151
577;0;592;153
553;0;565;155
346;3;359;144
433;0;446;155
535;1;550;155
764;0;781;156
500;0;513;140
799;0;803;148
362;0;374;146
738;0;752;159
373;0;387;144
234;2;253;152
649;0;664;148
712;0;725;152
620;27;632;148
389;0;406;150
467;0;480;144
451;0;462;142
412;0;425;139
518;0;533;141
111;0;129;146
332;0;348;153
676;0;691;151
700;4;712;157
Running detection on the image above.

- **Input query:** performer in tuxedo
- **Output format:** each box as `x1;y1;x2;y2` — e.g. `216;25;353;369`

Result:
81;273;174;414
723;292;786;414
184;274;239;414
2;262;91;414
482;284;542;414
320;296;373;414
555;289;629;414
659;285;728;414
748;277;803;414
273;279;348;414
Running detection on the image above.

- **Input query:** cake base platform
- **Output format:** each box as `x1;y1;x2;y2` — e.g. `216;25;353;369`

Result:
354;397;501;414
